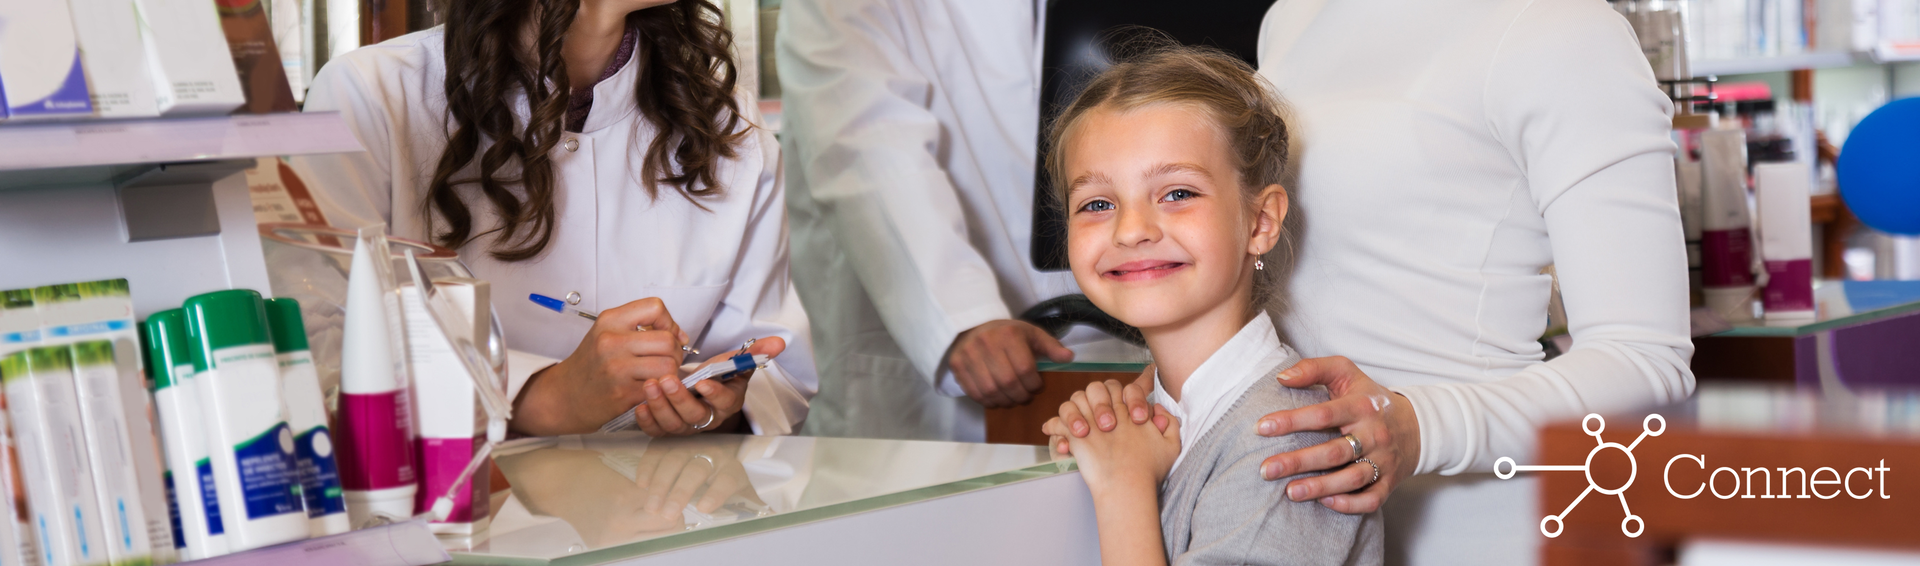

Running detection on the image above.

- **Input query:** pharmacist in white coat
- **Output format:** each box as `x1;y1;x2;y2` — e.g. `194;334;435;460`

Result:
292;0;815;438
779;0;1152;442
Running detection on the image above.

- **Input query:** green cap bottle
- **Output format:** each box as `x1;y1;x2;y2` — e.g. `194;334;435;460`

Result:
143;309;193;390
262;298;310;354
182;289;274;373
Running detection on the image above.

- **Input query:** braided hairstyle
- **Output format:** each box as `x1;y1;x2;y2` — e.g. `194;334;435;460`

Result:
1045;41;1300;325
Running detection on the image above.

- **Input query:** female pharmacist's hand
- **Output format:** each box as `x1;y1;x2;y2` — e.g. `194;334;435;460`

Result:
630;437;765;523
1045;364;1160;455
512;298;688;436
1253;357;1419;514
631;337;786;437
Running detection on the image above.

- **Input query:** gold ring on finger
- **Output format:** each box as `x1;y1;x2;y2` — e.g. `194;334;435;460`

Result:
1343;433;1363;460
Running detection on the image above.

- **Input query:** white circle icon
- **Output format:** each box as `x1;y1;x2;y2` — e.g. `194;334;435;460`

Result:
1494;413;1666;538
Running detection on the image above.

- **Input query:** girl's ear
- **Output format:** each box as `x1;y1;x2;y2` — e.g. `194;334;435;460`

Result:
1247;184;1288;257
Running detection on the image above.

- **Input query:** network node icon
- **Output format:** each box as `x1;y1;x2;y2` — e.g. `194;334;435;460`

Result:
1495;413;1666;538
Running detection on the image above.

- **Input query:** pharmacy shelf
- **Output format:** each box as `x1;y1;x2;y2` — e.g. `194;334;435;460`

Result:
1691;51;1865;76
0;112;361;190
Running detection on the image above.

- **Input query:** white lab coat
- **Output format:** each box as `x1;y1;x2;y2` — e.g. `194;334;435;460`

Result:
780;0;1136;442
290;27;817;435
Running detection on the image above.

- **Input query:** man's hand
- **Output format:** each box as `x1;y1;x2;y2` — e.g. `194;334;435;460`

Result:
946;319;1074;408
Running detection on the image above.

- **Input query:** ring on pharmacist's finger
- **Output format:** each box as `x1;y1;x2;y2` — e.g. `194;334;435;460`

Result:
690;402;718;431
1342;433;1363;459
1354;457;1381;487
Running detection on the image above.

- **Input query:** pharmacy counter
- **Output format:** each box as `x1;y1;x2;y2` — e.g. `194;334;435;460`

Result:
450;434;1098;565
1693;279;1920;385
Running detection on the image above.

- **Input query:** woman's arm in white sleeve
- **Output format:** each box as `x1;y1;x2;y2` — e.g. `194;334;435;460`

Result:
1398;1;1696;476
698;109;817;435
776;0;1013;380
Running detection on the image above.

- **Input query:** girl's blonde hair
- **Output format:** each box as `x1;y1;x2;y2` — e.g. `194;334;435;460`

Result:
1046;42;1300;326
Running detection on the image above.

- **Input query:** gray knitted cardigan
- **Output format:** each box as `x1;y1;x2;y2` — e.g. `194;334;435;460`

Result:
1157;353;1385;565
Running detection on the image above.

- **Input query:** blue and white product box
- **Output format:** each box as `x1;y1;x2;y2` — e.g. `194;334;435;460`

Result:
0;0;95;120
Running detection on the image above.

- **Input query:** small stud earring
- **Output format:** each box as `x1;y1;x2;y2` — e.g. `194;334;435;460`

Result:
1255;259;1265;271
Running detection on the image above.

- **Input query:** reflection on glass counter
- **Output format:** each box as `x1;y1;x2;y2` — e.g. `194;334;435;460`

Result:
453;434;1071;565
1716;279;1920;337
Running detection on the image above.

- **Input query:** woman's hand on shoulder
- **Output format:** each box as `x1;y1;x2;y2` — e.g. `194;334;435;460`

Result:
1255;356;1419;514
631;337;785;437
1043;380;1181;495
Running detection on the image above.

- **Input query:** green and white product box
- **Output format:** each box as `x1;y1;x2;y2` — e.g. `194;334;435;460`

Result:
143;310;229;560
0;291;41;566
181;290;309;552
33;281;176;564
2;347;108;566
69;340;156;565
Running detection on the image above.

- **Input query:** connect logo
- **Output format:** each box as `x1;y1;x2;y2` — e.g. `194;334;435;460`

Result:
1495;413;1666;538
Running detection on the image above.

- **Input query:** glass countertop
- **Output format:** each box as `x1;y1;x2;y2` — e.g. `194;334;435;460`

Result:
449;434;1074;565
1714;279;1920;337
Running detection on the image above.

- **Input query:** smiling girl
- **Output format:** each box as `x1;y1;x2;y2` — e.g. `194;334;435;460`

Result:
1040;46;1382;565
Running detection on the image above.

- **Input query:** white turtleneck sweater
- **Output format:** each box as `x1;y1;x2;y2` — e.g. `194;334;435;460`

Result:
1256;0;1696;477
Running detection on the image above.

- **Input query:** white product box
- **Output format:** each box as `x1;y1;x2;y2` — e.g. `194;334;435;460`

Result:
401;280;493;536
0;0;95;120
130;0;244;115
2;347;109;566
33;281;177;565
0;291;41;566
67;0;164;117
69;340;156;565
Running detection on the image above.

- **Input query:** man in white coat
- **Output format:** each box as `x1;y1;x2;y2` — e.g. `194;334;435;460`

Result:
779;0;1113;441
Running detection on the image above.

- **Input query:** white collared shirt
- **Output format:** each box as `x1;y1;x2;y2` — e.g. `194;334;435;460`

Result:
1152;312;1295;474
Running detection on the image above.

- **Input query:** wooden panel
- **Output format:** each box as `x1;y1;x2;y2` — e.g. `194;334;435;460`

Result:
983;371;1143;446
1539;417;1920;565
1690;335;1797;381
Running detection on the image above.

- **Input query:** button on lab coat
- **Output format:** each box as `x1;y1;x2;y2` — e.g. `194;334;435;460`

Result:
780;0;1134;442
291;27;817;435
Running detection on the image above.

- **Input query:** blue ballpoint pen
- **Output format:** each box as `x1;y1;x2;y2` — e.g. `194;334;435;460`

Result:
529;293;705;355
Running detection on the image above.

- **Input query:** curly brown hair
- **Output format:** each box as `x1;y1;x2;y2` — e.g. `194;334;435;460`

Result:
431;0;747;261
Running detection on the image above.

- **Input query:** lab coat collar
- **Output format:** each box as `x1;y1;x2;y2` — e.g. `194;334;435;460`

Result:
1152;312;1291;474
578;40;641;135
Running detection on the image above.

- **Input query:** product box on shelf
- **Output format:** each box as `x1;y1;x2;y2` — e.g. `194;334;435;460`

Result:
1754;161;1817;320
131;0;245;115
68;340;158;565
32;280;178;564
66;0;164;117
0;291;40;566
216;0;297;113
2;346;109;566
0;0;95;120
401;279;492;536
